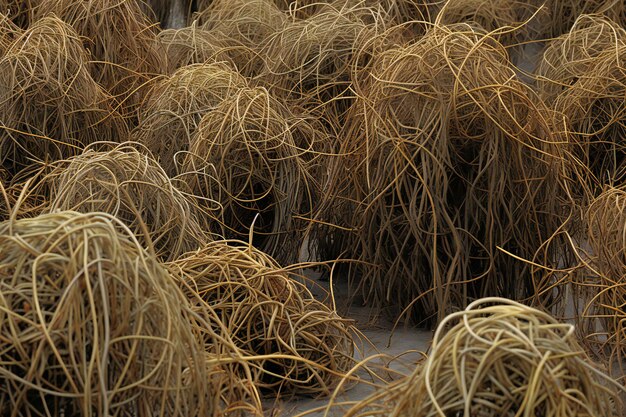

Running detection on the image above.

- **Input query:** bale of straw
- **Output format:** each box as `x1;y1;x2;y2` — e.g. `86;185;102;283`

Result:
342;298;623;417
159;23;260;76
40;142;213;262
168;240;355;397
0;211;211;416
0;16;127;174
133;62;248;176
34;0;167;117
181;86;319;264
316;23;569;325
543;0;626;38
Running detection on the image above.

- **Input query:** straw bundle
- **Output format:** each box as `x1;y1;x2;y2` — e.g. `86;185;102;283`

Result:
34;0;166;116
260;7;374;127
159;23;260;76
133;62;248;176
168;240;355;397
317;24;568;324
0;16;126;174
0;11;19;54
544;0;625;38
0;211;210;416
40;142;212;262
182;86;316;263
0;0;33;28
342;298;623;417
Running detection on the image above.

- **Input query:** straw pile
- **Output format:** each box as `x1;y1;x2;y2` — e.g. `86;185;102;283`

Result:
39;142;212;262
316;23;568;324
341;298;623;417
0;15;126;174
182;86;317;263
0;211;211;416
543;0;625;38
537;15;626;192
133;62;248;176
34;0;166;116
168;239;355;397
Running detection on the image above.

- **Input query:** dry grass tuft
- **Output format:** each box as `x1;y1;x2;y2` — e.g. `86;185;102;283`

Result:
341;298;623;416
40;142;212;262
0;15;126;174
133;62;248;176
168;239;355;397
0;211;211;416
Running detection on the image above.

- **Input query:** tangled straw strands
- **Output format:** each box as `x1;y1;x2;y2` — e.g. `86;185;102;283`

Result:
341;298;624;417
34;0;166;116
196;0;288;50
133;62;248;176
168;240;355;397
0;211;211;416
260;7;375;126
182;86;319;264
543;0;626;38
317;23;569;325
159;23;261;76
39;142;212;262
0;16;126;174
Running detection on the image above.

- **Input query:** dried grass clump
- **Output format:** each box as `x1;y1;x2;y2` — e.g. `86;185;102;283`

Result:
159;23;260;76
196;0;288;50
537;14;626;105
0;16;126;174
0;11;19;54
182;86;317;263
260;7;375;126
550;42;626;191
342;298;623;417
0;211;211;416
316;24;569;324
34;0;166;116
0;0;33;28
40;142;212;262
168;240;355;397
133;62;248;176
543;0;625;38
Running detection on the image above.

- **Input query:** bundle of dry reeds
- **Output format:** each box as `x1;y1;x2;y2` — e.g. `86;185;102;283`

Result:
340;298;624;417
34;0;166;117
181;86;319;263
133;62;248;176
315;23;569;325
39;142;212;262
0;15;126;174
0;211;211;416
168;240;355;397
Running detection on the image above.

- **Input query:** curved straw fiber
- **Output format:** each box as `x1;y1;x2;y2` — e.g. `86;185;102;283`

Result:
196;0;288;50
34;0;166;117
133;62;248;176
0;211;210;416
260;7;375;127
159;23;260;76
182;86;318;264
316;23;569;324
168;239;355;397
341;298;623;417
0;16;126;174
0;11;20;55
543;0;625;38
41;142;212;262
